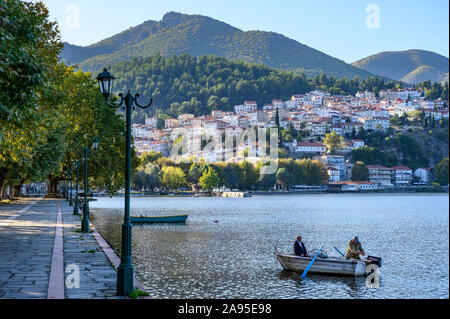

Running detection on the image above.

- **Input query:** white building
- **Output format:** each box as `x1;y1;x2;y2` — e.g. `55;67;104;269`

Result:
295;142;326;155
392;166;413;186
315;155;345;180
329;181;378;191
413;168;433;185
379;89;421;101
327;166;340;183
144;116;158;127
234;101;258;113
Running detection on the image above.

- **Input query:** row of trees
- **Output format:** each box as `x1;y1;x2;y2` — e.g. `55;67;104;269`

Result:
132;152;329;192
415;81;449;101
1;1;129;198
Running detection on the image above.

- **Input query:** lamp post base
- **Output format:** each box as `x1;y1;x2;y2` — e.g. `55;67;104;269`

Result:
81;203;89;232
117;265;134;296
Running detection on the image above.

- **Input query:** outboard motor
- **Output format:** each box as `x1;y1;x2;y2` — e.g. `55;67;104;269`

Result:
367;255;382;267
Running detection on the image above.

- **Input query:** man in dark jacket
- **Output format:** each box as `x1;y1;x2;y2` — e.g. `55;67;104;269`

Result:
293;235;309;257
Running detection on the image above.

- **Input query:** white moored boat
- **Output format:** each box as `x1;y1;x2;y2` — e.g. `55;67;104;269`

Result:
275;252;369;277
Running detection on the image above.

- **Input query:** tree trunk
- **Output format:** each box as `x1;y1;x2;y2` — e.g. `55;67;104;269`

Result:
47;175;61;198
0;168;8;200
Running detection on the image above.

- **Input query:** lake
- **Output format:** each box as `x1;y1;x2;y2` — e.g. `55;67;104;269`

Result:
90;193;449;299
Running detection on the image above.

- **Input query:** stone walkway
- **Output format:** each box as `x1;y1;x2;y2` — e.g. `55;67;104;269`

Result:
0;198;145;299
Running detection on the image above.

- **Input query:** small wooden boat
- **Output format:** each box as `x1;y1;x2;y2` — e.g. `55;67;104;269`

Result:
130;215;188;224
275;252;380;277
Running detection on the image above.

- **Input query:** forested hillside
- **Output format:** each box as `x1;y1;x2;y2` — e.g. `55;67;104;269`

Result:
62;12;380;80
105;54;399;122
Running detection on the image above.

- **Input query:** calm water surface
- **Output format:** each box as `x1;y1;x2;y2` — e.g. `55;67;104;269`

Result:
90;194;449;299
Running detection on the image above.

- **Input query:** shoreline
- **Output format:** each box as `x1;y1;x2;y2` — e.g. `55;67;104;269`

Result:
92;188;449;198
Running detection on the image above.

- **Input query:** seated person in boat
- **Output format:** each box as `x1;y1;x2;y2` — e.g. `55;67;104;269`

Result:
345;236;365;259
293;235;309;257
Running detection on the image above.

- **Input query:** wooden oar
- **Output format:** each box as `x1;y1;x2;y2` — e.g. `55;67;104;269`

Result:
300;246;323;279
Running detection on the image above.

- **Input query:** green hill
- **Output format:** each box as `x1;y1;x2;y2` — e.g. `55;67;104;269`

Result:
61;12;379;80
102;54;397;123
352;49;449;84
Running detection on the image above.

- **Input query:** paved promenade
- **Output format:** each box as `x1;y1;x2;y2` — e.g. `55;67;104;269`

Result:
0;198;144;299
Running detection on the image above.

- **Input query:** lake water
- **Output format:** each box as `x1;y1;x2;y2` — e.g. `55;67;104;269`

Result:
90;193;449;299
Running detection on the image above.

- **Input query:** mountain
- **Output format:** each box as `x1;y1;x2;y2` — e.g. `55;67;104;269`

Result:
352;49;449;84
61;12;380;80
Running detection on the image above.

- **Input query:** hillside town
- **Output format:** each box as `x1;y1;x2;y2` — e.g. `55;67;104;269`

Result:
131;88;448;190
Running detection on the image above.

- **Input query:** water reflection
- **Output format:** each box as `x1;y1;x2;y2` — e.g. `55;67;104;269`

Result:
90;194;449;299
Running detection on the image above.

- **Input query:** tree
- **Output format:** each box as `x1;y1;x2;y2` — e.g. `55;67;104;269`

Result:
351;126;357;138
160;166;186;190
199;167;220;192
323;131;345;154
187;163;202;185
237;161;258;190
275;108;280;126
434;157;449;186
144;164;161;190
351;161;369;181
56;67;129;195
139;152;163;166
298;159;329;185
0;0;62;127
0;0;64;197
223;164;239;188
276;168;294;189
258;173;276;190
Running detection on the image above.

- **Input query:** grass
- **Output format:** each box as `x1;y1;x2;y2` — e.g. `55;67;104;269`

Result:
72;228;94;233
128;287;150;299
80;248;99;253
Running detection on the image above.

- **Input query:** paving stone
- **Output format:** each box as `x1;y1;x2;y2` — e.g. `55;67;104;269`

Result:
1;198;147;299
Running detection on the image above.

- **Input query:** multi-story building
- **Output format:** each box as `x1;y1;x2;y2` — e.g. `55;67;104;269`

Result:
144;116;158;128
165;118;179;128
392;166;413;186
345;162;354;181
367;165;393;187
234;101;257;113
295;142;326;156
327;166;340;183
379;89;422;101
315;155;345;181
413;168;434;185
134;139;171;156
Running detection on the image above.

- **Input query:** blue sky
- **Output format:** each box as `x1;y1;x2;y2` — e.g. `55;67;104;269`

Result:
40;0;449;63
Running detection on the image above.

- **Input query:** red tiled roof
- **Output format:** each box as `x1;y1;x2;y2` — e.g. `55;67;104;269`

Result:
392;166;411;171
297;142;325;147
330;181;376;185
367;165;388;169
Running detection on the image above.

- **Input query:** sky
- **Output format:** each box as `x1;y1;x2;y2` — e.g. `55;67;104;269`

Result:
39;0;449;63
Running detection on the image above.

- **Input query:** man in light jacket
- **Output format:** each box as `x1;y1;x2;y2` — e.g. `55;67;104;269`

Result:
345;236;365;259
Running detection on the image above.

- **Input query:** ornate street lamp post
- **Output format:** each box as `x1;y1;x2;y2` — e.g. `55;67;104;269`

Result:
63;169;67;199
81;138;99;233
74;161;80;216
69;168;73;206
96;68;153;296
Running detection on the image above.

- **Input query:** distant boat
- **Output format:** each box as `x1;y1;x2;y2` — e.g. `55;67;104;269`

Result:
275;252;382;277
130;215;188;224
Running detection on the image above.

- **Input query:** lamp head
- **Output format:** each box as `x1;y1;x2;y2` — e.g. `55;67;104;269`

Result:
96;68;115;99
